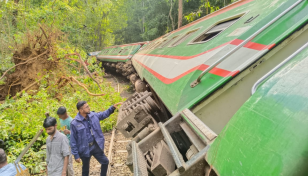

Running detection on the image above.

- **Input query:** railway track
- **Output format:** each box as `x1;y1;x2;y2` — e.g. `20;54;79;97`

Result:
106;130;132;176
106;75;132;176
73;74;134;176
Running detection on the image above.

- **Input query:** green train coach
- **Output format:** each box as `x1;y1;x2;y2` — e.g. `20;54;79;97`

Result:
93;0;308;175
89;42;149;92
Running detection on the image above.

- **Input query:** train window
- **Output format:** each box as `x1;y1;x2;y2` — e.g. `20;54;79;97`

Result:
113;48;120;53
122;48;128;53
192;16;241;43
159;35;179;48
171;28;199;47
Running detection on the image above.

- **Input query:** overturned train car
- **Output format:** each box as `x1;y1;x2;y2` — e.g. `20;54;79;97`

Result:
89;42;149;92
95;0;308;175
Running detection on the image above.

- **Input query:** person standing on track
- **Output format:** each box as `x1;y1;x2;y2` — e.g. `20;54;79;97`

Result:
70;101;122;176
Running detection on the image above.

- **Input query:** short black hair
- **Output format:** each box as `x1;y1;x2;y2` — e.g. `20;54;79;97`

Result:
57;106;67;115
77;101;87;110
0;148;7;165
43;117;57;128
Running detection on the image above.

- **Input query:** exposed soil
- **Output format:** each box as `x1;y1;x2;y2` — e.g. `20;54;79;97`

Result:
0;26;63;100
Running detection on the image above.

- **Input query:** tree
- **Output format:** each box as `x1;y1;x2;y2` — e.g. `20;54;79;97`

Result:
178;0;183;28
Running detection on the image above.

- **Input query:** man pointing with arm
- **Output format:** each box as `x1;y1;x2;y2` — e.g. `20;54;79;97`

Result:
70;101;122;176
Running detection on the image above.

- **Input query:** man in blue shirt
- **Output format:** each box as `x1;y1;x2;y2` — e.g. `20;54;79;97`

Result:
0;148;27;176
70;101;122;176
57;106;74;176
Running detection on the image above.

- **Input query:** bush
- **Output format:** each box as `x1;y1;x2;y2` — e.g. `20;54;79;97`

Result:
0;76;125;174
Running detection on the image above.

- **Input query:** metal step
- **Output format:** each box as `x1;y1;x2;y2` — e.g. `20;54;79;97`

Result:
181;109;217;144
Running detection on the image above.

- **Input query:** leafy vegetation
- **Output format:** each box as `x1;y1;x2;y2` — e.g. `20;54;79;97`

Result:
0;71;124;174
0;0;234;174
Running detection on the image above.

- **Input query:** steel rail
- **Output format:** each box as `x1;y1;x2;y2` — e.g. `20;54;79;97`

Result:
106;76;120;176
190;0;304;88
251;41;308;94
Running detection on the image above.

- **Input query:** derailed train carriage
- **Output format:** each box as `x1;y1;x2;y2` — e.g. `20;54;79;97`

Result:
89;41;150;92
92;0;308;175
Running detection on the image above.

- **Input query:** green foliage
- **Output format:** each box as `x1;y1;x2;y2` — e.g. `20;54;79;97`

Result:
0;0;128;53
185;0;237;22
0;75;125;174
114;0;233;44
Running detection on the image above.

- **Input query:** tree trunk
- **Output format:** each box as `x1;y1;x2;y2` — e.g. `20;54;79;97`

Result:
169;0;175;31
178;0;183;29
142;1;145;33
206;0;209;15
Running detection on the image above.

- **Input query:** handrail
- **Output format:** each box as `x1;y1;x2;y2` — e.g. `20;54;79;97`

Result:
190;0;304;88
251;41;308;95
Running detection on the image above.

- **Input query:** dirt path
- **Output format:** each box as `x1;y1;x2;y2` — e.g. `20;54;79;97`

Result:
73;73;134;176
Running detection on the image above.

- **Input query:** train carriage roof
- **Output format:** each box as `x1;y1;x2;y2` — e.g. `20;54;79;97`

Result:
132;0;308;114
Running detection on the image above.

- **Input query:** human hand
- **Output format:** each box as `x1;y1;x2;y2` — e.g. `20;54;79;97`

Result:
113;102;123;109
63;129;70;135
75;158;81;163
61;172;66;176
45;112;50;118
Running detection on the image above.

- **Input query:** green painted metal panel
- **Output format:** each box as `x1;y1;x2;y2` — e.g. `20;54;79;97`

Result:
206;46;308;175
133;0;308;115
96;42;147;62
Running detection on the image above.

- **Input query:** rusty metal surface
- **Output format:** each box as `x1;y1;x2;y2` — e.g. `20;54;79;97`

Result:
151;140;176;176
124;92;152;110
180;122;206;151
158;122;186;173
185;145;198;160
135;79;148;92
117;91;159;138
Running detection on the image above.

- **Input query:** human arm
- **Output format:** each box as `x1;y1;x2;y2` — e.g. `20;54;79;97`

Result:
61;137;70;176
113;102;122;109
61;156;69;176
63;129;70;135
96;103;122;121
70;123;80;160
97;105;115;121
46;140;50;175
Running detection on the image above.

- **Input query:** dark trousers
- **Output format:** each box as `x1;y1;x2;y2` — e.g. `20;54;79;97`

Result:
80;143;109;176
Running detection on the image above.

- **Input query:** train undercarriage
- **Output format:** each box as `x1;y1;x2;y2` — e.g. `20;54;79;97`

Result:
102;62;218;176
